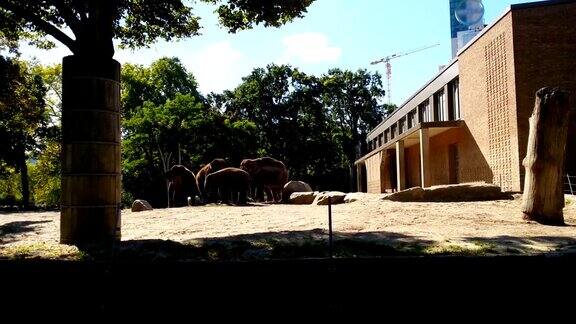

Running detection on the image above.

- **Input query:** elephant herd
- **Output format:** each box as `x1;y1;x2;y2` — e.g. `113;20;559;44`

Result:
165;157;289;207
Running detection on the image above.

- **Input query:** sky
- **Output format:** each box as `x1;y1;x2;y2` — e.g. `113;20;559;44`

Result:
18;0;544;106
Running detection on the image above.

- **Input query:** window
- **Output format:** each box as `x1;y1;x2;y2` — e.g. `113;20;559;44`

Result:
390;125;397;139
384;130;389;143
434;90;445;121
378;134;383;147
398;118;405;134
419;100;431;122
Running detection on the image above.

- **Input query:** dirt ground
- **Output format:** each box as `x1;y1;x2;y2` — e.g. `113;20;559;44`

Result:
1;194;576;260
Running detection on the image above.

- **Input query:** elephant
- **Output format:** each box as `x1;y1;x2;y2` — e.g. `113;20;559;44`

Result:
204;167;252;205
240;157;288;203
165;165;202;207
196;158;227;199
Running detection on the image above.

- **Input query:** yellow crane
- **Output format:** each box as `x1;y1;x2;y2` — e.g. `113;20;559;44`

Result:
371;43;440;104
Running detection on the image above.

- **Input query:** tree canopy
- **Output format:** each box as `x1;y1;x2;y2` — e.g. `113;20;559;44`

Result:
0;56;49;206
0;0;315;58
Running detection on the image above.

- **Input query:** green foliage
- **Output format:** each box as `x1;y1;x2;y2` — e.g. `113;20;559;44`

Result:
0;56;50;207
122;57;202;117
217;64;386;190
0;1;313;57
206;0;315;33
29;141;61;208
0;167;21;205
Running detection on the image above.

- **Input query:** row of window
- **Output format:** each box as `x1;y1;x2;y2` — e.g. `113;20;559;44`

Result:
367;78;461;152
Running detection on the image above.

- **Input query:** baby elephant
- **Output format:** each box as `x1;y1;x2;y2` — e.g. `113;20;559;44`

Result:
204;167;251;205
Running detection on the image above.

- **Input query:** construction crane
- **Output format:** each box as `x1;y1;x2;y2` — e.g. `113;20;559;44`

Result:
371;43;440;104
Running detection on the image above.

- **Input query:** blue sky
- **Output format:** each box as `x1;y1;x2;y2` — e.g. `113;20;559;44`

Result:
20;0;543;105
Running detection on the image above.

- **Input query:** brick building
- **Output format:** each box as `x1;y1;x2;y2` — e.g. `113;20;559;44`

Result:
354;0;576;193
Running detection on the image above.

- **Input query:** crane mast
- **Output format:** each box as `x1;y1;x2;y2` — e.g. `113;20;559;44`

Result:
371;43;440;105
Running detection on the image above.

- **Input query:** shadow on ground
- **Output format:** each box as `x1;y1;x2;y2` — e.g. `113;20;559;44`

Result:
0;220;52;244
78;229;576;262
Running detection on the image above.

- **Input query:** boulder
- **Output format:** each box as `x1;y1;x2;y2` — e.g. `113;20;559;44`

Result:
381;187;425;202
131;199;153;212
313;191;347;205
282;181;313;202
381;183;513;202
289;192;318;205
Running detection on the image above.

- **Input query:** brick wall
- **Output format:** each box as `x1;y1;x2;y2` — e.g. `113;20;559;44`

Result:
511;3;576;179
459;12;520;191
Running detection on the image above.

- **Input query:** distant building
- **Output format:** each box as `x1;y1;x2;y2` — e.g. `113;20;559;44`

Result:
450;0;485;57
355;0;576;193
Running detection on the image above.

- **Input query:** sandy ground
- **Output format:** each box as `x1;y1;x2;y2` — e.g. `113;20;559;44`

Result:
1;194;576;258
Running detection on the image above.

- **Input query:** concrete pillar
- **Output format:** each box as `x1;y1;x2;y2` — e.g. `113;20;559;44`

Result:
419;128;431;188
395;140;405;191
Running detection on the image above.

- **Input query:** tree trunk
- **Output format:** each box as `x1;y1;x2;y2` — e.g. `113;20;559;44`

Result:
60;56;121;245
521;88;573;225
19;153;30;209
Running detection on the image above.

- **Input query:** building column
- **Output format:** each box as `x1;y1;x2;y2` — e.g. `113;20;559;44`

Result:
396;140;405;191
419;128;431;188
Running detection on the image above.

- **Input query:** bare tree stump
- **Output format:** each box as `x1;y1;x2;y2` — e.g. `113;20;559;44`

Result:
522;88;573;225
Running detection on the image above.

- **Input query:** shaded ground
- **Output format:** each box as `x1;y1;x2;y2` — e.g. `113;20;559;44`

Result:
1;194;575;261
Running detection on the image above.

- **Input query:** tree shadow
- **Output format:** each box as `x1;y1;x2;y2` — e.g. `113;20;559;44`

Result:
73;228;576;262
0;220;52;244
461;235;576;254
81;229;437;262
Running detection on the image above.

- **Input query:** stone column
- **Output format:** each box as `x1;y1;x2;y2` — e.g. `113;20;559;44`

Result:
60;56;122;245
419;128;431;188
395;140;406;191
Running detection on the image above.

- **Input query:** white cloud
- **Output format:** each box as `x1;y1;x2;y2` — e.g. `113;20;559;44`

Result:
277;32;341;64
182;41;246;94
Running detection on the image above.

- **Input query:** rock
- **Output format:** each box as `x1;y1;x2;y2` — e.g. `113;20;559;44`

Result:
289;192;318;205
131;199;153;212
423;183;513;202
282;181;313;202
313;191;347;205
381;183;513;202
381;187;425;202
344;192;371;203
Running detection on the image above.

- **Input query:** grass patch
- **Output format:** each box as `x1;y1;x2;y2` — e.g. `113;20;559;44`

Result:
0;243;89;261
422;241;497;256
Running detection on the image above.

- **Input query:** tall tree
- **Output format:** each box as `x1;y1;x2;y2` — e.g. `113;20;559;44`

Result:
0;0;315;245
320;69;386;189
218;64;350;190
122;57;202;117
0;56;48;208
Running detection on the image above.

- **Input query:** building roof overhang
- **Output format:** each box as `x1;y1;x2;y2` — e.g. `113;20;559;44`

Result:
355;120;464;165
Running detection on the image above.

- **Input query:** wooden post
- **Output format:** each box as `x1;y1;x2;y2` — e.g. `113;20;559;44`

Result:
60;56;121;245
521;88;573;225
